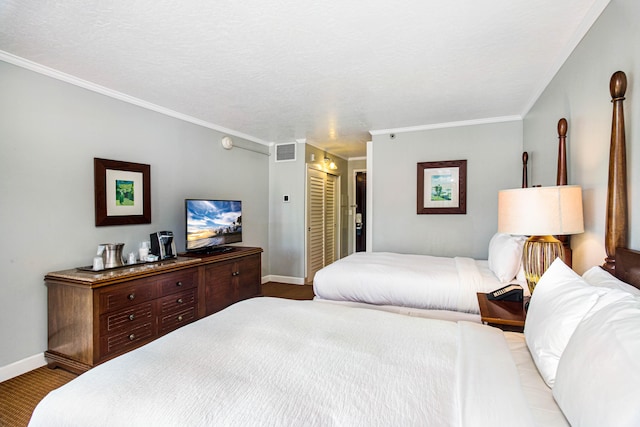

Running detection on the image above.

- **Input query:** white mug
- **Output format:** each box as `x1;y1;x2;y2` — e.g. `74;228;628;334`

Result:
139;246;149;261
92;256;104;271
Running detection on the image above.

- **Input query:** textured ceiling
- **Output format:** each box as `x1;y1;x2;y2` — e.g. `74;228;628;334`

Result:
0;0;610;159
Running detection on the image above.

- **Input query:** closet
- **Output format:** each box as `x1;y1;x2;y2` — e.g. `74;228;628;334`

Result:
306;167;338;283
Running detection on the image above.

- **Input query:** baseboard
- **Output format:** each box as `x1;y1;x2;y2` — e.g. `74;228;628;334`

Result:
262;275;306;285
0;353;47;383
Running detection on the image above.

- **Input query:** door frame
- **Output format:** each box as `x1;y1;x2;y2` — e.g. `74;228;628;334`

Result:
352;169;366;254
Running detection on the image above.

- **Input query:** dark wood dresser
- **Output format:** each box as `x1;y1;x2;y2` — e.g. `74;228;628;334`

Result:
45;247;262;373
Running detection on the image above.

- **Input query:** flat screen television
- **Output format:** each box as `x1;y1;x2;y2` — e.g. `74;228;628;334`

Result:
185;199;242;253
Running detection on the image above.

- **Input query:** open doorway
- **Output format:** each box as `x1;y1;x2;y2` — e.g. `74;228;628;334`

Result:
354;171;366;252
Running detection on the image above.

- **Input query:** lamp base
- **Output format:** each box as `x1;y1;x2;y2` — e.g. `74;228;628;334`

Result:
523;235;565;294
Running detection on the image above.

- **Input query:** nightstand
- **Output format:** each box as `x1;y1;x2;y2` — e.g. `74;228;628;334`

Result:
476;292;529;332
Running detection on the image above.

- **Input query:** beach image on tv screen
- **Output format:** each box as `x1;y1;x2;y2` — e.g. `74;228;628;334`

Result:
186;200;242;250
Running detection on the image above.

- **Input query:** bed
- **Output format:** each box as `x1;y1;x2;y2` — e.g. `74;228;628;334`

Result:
29;297;539;426
312;233;527;318
29;72;637;427
313;117;580;318
27;250;640;427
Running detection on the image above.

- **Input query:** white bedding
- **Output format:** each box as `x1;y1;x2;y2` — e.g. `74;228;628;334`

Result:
505;332;569;427
314;298;482;323
30;297;540;427
313;252;516;314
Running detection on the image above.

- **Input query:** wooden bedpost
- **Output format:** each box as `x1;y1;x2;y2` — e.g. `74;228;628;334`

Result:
522;152;528;188
603;71;629;273
556;118;572;267
556;118;567;186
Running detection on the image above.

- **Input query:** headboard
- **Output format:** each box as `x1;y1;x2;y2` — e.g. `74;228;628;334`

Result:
519;72;634;285
520;117;568;190
615;248;640;290
520;119;572;264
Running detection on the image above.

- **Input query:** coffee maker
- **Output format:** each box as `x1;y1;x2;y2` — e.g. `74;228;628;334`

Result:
150;231;177;260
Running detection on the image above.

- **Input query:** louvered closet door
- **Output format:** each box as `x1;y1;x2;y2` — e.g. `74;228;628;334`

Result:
307;169;326;282
324;174;336;265
306;168;338;283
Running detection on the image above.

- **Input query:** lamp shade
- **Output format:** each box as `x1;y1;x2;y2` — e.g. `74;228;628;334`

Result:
498;185;584;236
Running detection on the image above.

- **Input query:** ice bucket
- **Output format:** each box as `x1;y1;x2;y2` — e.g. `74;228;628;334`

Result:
101;243;125;268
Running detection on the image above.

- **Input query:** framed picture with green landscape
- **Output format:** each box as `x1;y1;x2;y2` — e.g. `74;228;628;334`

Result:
94;158;151;226
417;159;466;214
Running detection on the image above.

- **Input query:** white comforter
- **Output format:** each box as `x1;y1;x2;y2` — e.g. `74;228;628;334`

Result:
314;252;505;314
30;298;534;427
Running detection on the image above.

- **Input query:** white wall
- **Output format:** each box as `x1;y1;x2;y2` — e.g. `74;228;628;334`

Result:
523;0;640;274
370;121;523;258
0;60;269;373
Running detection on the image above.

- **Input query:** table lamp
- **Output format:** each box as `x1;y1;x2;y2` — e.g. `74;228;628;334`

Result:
498;185;584;293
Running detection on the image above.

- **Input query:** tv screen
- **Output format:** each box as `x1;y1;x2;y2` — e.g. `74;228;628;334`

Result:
185;199;242;252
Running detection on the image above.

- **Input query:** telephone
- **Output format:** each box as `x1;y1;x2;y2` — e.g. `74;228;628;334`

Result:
487;284;523;302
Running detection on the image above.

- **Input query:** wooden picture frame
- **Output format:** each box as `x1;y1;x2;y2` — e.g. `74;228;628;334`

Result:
94;158;151;226
417;160;467;214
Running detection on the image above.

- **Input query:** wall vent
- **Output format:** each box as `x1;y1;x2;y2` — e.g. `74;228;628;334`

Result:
275;143;296;162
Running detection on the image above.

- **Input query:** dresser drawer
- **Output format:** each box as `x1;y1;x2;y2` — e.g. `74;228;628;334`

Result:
159;306;197;335
99;302;154;336
158;288;197;315
158;268;198;296
100;322;154;358
98;279;156;314
46;248;261;372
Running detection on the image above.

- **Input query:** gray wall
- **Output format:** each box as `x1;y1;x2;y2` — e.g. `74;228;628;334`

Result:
0;60;269;371
370;121;523;259
523;0;639;273
268;142;306;281
268;143;349;283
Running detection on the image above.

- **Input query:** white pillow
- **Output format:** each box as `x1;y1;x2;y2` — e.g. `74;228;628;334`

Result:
488;233;526;283
553;294;640;427
524;258;607;387
582;266;640;296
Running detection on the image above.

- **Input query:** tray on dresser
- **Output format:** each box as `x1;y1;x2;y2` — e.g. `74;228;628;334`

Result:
77;259;166;272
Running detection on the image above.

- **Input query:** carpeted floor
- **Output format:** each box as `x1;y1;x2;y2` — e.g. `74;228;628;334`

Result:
0;366;77;427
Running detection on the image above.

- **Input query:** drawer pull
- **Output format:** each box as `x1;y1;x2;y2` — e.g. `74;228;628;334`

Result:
128;314;135;321
177;315;183;322
176;281;183;287
232;271;240;276
177;298;184;304
128;333;136;341
128;293;135;301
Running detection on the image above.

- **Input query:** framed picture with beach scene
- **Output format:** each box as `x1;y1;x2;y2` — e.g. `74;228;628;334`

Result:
417;159;467;215
94;158;151;226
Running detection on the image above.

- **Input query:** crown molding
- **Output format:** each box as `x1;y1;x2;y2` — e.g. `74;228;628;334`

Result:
369;115;522;136
0;50;270;147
